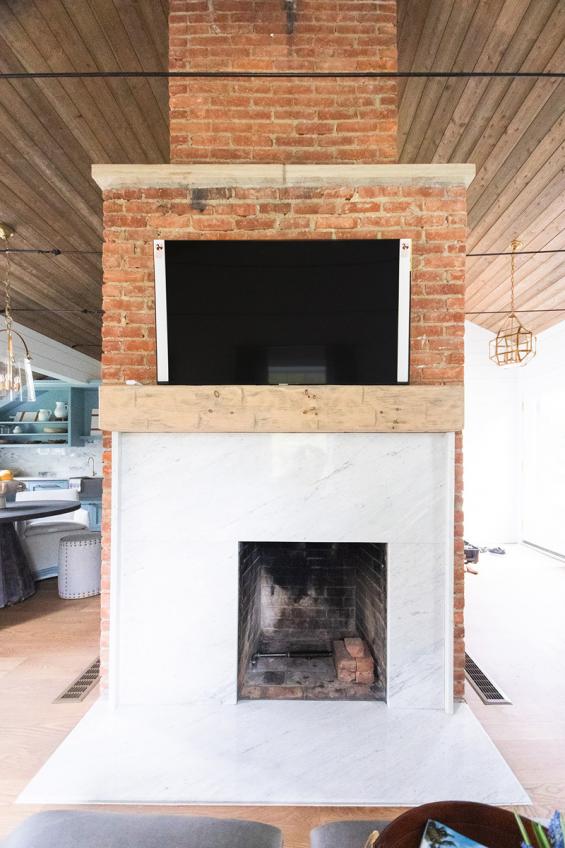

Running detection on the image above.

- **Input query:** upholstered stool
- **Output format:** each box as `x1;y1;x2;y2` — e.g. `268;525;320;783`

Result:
58;532;101;599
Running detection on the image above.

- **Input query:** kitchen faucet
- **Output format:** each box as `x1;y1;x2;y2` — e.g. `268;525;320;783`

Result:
87;456;95;477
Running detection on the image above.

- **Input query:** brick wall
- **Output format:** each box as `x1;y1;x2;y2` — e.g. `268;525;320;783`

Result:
169;0;398;163
99;182;466;695
101;184;466;385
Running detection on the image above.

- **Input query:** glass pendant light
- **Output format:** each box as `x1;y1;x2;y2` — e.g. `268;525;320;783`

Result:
0;253;36;401
489;239;537;367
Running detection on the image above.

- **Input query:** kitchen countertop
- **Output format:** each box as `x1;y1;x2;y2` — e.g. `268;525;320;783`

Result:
13;476;103;499
14;476;70;480
14;476;103;480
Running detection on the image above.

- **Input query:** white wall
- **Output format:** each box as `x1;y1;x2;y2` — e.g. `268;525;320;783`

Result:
12;320;100;384
519;322;565;555
464;322;521;545
465;319;565;555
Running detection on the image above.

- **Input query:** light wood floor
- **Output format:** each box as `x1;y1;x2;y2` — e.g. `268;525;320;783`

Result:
0;580;404;847
1;559;559;846
465;544;565;822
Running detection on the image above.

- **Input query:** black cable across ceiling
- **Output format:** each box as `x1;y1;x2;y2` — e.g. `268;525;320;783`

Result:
3;248;565;258
2;306;565;317
0;70;563;80
466;249;565;257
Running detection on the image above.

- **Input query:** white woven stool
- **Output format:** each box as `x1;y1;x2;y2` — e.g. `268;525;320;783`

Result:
58;532;101;599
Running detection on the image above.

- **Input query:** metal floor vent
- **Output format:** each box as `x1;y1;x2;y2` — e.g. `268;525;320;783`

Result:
55;658;100;703
465;654;511;705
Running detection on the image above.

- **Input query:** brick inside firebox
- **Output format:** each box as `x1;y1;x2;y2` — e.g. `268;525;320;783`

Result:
238;542;386;701
334;638;375;684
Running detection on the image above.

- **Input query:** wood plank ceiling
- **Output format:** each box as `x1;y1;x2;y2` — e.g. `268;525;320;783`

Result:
398;0;565;335
0;0;169;356
0;0;563;356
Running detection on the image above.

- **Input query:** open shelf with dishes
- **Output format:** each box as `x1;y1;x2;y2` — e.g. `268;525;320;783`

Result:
0;381;99;447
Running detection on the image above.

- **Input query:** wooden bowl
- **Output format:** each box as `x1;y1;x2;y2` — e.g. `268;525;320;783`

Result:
378;802;539;848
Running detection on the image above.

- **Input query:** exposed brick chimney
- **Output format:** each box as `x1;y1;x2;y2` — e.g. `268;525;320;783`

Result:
168;0;398;163
96;0;471;702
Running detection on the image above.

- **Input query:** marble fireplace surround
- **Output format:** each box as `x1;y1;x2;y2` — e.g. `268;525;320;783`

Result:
109;430;454;711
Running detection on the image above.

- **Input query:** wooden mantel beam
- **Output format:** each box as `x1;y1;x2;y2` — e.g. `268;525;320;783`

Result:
100;384;464;434
92;163;475;191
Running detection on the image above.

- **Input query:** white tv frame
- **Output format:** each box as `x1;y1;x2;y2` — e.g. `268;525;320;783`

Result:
397;238;412;383
154;238;412;385
153;239;170;384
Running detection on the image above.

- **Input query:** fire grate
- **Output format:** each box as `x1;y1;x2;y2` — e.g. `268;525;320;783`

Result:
465;653;511;705
55;658;100;703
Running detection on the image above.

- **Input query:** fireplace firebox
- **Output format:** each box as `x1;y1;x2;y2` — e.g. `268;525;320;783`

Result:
238;542;387;701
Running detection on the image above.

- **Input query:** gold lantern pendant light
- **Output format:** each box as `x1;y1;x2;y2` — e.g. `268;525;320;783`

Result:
0;253;36;402
489;239;536;367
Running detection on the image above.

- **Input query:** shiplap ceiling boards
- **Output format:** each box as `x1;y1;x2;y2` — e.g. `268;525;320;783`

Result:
0;0;563;354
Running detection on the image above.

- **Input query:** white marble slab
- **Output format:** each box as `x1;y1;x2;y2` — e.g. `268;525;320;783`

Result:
111;433;454;709
18;699;529;806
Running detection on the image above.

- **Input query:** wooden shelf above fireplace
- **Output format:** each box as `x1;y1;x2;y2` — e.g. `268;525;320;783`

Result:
99;384;463;433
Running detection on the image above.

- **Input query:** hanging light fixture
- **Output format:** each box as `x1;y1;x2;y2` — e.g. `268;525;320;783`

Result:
0;248;36;402
489;238;536;367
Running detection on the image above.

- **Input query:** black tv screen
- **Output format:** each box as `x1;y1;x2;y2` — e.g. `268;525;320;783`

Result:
154;238;411;386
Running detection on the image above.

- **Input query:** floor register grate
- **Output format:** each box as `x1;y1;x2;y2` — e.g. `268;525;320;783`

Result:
465;653;511;705
55;658;100;703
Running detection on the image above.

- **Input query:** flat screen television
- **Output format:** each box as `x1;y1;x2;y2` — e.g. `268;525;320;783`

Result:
154;238;411;386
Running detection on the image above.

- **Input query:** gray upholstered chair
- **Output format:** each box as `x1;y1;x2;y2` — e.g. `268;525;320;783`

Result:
16;490;90;580
0;811;284;848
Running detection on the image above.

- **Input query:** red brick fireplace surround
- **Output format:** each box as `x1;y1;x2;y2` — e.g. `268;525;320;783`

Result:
95;0;471;701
